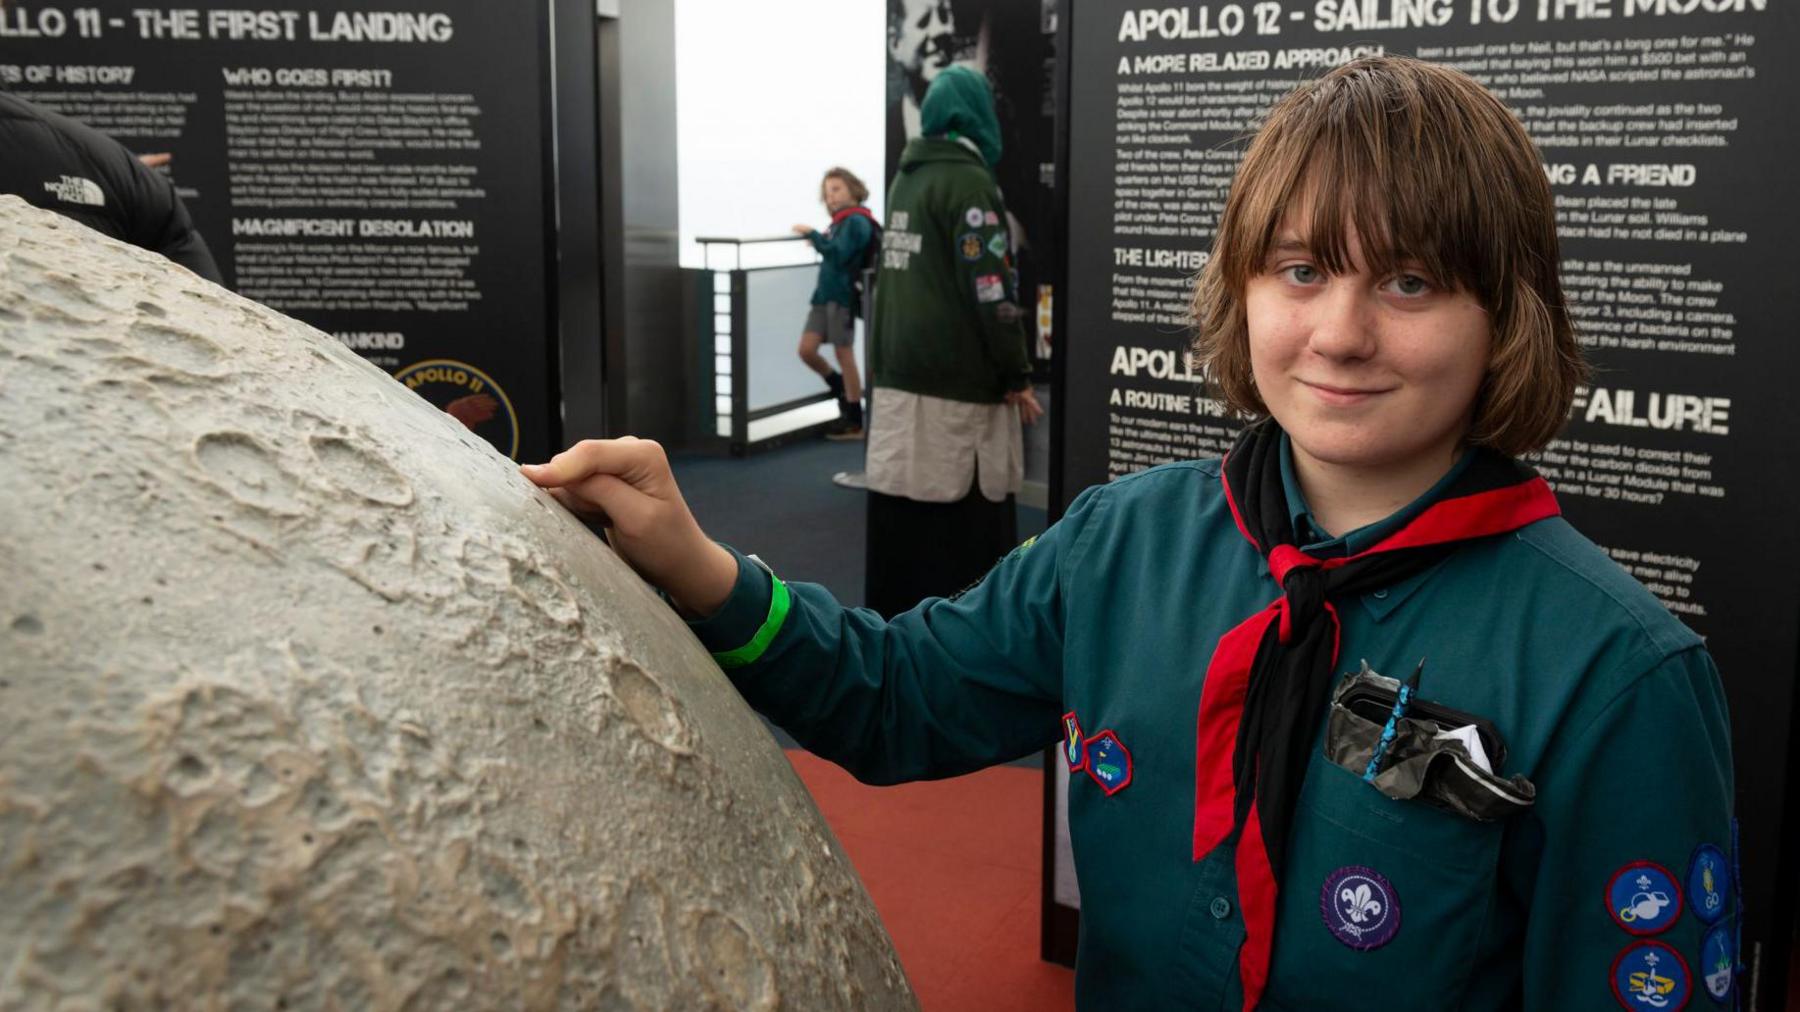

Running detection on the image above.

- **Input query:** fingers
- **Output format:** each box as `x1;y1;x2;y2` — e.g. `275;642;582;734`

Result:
543;472;660;536
523;438;685;538
544;487;613;527
521;437;662;489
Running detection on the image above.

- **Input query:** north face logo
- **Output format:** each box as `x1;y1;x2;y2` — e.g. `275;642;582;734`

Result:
44;176;105;207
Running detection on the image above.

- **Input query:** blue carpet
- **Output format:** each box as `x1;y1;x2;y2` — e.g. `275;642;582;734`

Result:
670;439;1047;610
671;438;1049;763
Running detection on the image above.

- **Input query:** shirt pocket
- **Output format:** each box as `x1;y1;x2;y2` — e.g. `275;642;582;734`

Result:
1264;763;1506;1010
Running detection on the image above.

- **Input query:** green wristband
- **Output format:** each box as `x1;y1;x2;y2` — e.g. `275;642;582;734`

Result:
711;570;791;670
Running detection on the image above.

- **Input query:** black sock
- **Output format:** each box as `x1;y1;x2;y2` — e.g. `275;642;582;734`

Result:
845;399;863;427
825;371;845;398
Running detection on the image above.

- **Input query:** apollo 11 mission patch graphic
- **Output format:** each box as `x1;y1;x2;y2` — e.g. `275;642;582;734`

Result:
394;358;520;459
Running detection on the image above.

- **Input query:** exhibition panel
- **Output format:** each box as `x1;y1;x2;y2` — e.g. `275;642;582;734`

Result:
2;0;598;461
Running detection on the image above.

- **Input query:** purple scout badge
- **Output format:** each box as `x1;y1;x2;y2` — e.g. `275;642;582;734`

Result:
1608;861;1683;936
1611;940;1691;1010
1320;865;1400;950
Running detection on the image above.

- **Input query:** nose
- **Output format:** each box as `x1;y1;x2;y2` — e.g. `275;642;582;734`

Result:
1305;282;1377;362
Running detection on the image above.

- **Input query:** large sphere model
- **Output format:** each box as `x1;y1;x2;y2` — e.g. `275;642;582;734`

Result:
0;197;914;1011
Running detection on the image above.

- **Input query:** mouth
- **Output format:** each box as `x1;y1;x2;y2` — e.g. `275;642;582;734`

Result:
922;36;956;67
1298;380;1393;406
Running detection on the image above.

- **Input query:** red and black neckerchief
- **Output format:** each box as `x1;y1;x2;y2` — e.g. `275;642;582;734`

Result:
1193;419;1559;1011
829;205;875;230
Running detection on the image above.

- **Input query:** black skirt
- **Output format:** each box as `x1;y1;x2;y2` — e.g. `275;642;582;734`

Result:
864;486;1017;619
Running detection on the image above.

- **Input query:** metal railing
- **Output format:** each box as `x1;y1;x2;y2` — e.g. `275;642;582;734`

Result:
695;236;855;454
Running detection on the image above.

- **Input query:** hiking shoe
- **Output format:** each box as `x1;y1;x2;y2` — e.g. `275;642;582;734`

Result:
831;470;868;489
825;425;865;442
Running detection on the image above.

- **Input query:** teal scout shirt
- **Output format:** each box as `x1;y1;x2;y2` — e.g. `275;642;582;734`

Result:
691;457;1735;1010
805;211;873;308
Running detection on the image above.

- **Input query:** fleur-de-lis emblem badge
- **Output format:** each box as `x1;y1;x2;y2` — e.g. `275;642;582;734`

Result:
1341;882;1383;924
1322;866;1400;950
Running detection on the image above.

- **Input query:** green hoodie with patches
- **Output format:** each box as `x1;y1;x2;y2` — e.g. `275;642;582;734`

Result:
872;65;1030;403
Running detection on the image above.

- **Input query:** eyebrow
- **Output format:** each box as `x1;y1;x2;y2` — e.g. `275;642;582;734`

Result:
1265;235;1425;271
1269;237;1308;253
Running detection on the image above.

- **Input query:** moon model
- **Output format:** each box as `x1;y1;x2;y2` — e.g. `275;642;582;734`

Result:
0;196;914;1011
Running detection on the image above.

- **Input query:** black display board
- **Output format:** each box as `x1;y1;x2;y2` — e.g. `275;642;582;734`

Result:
2;0;575;460
886;0;1059;367
1050;0;1799;1003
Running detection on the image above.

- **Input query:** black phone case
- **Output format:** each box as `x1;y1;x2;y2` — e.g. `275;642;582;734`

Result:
1336;680;1508;767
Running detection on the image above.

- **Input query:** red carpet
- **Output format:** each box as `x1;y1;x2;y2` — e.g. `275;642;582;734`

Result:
785;750;1077;1011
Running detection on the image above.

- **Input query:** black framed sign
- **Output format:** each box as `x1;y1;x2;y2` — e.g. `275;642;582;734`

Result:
2;0;602;460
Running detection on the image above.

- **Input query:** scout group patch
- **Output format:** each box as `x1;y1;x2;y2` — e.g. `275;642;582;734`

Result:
1611;940;1691;1011
1319;865;1400;951
986;231;1008;258
974;273;1005;303
1083;730;1131;794
1685;844;1729;925
1699;923;1733;1003
1607;861;1683;935
1062;711;1086;771
964;206;984;228
959;231;983;261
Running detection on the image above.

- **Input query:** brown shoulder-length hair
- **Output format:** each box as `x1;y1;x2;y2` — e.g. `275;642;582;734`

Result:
1190;55;1586;457
821;167;870;205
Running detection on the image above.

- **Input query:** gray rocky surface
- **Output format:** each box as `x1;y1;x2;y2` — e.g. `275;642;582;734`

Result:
0;196;915;1011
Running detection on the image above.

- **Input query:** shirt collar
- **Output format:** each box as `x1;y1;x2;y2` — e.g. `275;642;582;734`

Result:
1279;432;1477;558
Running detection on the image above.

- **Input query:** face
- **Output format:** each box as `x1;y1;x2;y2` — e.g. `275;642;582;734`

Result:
890;0;956;85
1244;214;1490;484
822;177;853;213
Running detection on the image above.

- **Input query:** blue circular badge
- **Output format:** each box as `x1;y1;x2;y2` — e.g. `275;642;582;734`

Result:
1699;923;1734;1003
1607;861;1683;936
1686;844;1730;926
1320;865;1400;950
1611;940;1691;1011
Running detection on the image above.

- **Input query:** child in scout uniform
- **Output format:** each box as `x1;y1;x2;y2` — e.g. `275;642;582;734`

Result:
525;56;1736;1010
792;166;878;439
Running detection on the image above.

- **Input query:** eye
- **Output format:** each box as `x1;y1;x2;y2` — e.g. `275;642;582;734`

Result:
1281;264;1321;285
1387;273;1432;297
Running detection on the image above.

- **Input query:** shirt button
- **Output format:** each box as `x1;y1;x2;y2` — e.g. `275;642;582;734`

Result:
1209;897;1232;920
1372;588;1389;599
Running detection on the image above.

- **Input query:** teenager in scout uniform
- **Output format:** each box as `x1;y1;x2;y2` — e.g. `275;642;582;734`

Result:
524;56;1737;1010
792;167;877;439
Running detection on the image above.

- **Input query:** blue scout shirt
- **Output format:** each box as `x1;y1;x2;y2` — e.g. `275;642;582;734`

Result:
691;455;1736;1011
806;210;874;308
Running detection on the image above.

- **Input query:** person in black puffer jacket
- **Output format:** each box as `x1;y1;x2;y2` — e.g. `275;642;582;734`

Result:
0;89;222;284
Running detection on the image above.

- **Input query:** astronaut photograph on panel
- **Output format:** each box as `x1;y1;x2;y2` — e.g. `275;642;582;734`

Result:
886;0;1057;365
887;0;975;147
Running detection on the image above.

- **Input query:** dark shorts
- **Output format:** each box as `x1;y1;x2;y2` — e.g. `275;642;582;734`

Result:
804;302;855;348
